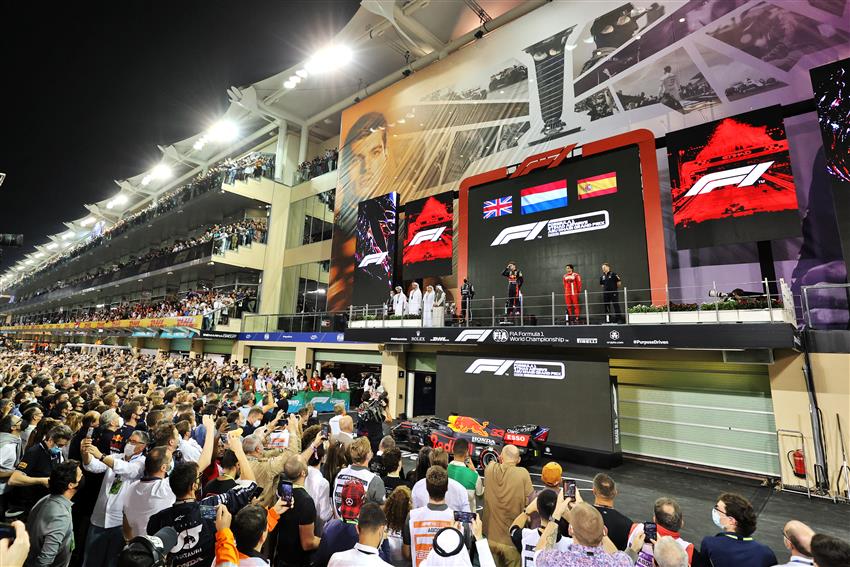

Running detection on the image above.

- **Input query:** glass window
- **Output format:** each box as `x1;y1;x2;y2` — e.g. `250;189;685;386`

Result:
286;189;335;248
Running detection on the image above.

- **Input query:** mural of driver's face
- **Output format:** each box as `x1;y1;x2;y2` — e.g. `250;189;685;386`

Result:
348;129;388;192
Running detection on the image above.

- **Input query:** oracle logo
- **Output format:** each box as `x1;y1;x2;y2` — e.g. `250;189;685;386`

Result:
683;161;773;197
408;226;446;246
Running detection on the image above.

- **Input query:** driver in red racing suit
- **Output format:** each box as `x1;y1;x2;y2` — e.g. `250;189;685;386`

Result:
563;264;582;324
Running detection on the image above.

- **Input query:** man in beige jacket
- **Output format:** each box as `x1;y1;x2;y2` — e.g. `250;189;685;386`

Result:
482;444;533;567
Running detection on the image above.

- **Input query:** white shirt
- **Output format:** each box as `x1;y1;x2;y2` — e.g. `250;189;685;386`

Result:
328;543;392;567
411;477;471;512
421;540;496;567
773;557;815;567
329;415;343;436
337;377;349;392
179;437;202;463
306;466;334;524
84;454;146;529
408;288;423;315
124;476;176;539
0;443;19;495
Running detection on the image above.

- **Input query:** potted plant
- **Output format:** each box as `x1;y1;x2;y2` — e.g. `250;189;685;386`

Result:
627;304;669;324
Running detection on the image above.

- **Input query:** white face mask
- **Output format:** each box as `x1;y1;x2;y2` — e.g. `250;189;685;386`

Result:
253;420;261;428
118;417;124;428
712;508;725;529
124;443;137;460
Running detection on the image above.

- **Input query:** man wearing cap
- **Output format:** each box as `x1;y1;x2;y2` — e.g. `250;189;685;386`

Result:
530;463;563;529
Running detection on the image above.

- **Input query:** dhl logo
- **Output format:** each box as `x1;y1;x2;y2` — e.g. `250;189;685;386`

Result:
448;415;490;437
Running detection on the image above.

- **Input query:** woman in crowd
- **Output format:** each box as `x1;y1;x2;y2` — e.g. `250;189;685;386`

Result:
384;486;413;567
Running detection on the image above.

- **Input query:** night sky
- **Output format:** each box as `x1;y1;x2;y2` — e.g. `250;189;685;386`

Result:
0;0;360;271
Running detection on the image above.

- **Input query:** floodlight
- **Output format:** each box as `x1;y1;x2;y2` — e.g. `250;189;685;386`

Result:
284;80;296;89
46;242;58;250
141;175;152;186
151;164;172;180
305;44;352;74
296;69;308;78
209;121;238;142
80;217;96;227
289;75;302;84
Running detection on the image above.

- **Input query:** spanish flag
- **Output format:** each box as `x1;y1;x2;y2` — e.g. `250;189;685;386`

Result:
577;171;618;200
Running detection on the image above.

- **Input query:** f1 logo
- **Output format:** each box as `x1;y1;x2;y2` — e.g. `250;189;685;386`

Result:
465;359;514;374
490;221;547;246
358;251;388;267
455;329;492;342
408;226;446;246
684;161;774;197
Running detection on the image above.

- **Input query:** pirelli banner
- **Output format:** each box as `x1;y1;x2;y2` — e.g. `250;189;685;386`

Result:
436;354;620;466
5;315;204;332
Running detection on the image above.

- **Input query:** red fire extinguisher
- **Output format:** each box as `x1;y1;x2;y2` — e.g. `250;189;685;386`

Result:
787;449;807;479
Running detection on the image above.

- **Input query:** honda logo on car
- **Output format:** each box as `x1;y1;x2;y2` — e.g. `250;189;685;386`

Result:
491;211;609;246
465;359;565;379
455;329;492;342
408;226;446;246
358;251;388;267
683;161;774;197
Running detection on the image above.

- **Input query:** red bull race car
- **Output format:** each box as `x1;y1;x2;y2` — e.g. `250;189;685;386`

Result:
391;414;550;468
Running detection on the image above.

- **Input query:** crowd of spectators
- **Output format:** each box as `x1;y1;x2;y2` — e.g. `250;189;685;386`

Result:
9;219;266;306
7;287;257;328
7;152;274;294
296;149;338;184
0;348;847;567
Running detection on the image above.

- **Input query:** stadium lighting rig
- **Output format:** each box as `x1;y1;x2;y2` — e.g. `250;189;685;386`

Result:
284;44;352;89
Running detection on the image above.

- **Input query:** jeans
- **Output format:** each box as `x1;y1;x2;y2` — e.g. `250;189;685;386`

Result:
83;525;125;567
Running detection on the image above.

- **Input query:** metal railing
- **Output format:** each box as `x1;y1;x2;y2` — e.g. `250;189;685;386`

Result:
345;279;795;328
801;282;850;330
243;311;346;334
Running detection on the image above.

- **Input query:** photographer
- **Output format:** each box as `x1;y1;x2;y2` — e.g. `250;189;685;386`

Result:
356;392;391;453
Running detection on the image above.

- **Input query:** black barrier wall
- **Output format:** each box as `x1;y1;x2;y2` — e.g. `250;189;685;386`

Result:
435;354;619;459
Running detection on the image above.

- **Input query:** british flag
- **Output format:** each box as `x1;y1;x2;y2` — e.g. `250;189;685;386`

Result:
483;196;513;219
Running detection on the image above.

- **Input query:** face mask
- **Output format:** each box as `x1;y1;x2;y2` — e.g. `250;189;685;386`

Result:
712;508;724;529
49;446;61;457
253;420;261;428
166;459;175;476
124;443;137;460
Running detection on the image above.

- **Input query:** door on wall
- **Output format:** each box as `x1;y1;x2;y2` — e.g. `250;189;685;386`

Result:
612;358;780;477
412;372;437;416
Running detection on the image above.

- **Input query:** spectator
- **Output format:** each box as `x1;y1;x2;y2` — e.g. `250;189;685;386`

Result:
314;481;366;567
8;425;72;520
80;430;149;567
177;419;202;463
774;520;815;566
214;499;289;567
384;486;412;567
327;502;392;566
369;435;395;476
420;517;497;567
409;447;431;485
482;444;533;567
241;419;314;508
535;501;633;567
24;460;82;567
411;448;470;512
302;427;333;533
0;414;24;516
510;489;572;566
447;439;482;512
699;492;777;567
626;497;698;565
590;473;633;551
116;403;142;452
330;415;355;449
810;533;850;567
402;466;455;567
328;405;345;437
654;536;689;567
274;458;320;567
336;374;349;393
147;439;257;567
380;448;410;497
122;447;177;540
203;449;240;496
332;437;385;516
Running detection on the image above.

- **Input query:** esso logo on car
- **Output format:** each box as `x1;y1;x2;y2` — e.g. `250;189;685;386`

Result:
504;432;530;446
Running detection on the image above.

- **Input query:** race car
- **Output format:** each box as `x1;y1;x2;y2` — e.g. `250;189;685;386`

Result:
391;414;550;469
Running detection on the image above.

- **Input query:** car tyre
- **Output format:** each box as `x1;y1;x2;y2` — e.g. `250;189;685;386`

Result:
479;448;499;469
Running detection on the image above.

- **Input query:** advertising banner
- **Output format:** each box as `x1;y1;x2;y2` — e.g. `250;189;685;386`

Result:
353;192;398;306
6;315;204;332
667;106;801;249
286;391;351;413
328;0;850;311
403;192;454;279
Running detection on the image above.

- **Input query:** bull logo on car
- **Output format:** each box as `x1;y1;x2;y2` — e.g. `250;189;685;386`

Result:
448;415;490;436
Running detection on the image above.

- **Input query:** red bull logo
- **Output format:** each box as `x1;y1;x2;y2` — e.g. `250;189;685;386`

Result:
448;415;490;437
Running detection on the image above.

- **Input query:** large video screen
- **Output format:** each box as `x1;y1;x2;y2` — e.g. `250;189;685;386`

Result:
402;192;454;280
353;192;398;306
466;145;650;316
436;354;618;453
667;106;801;249
811;57;850;185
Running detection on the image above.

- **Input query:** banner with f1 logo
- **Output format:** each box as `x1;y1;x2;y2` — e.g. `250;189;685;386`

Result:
353;192;399;307
403;191;454;280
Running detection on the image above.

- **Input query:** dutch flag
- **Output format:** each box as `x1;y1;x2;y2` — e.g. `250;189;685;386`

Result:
520;180;568;215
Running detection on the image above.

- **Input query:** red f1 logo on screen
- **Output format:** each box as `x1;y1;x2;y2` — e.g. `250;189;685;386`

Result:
683;161;774;197
358;251;388;267
407;226;446;246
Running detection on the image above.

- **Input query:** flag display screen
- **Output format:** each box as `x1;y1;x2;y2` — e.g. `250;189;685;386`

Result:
465;145;650;318
353;192;398;306
667;106;800;249
811;56;850;185
402;192;454;280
